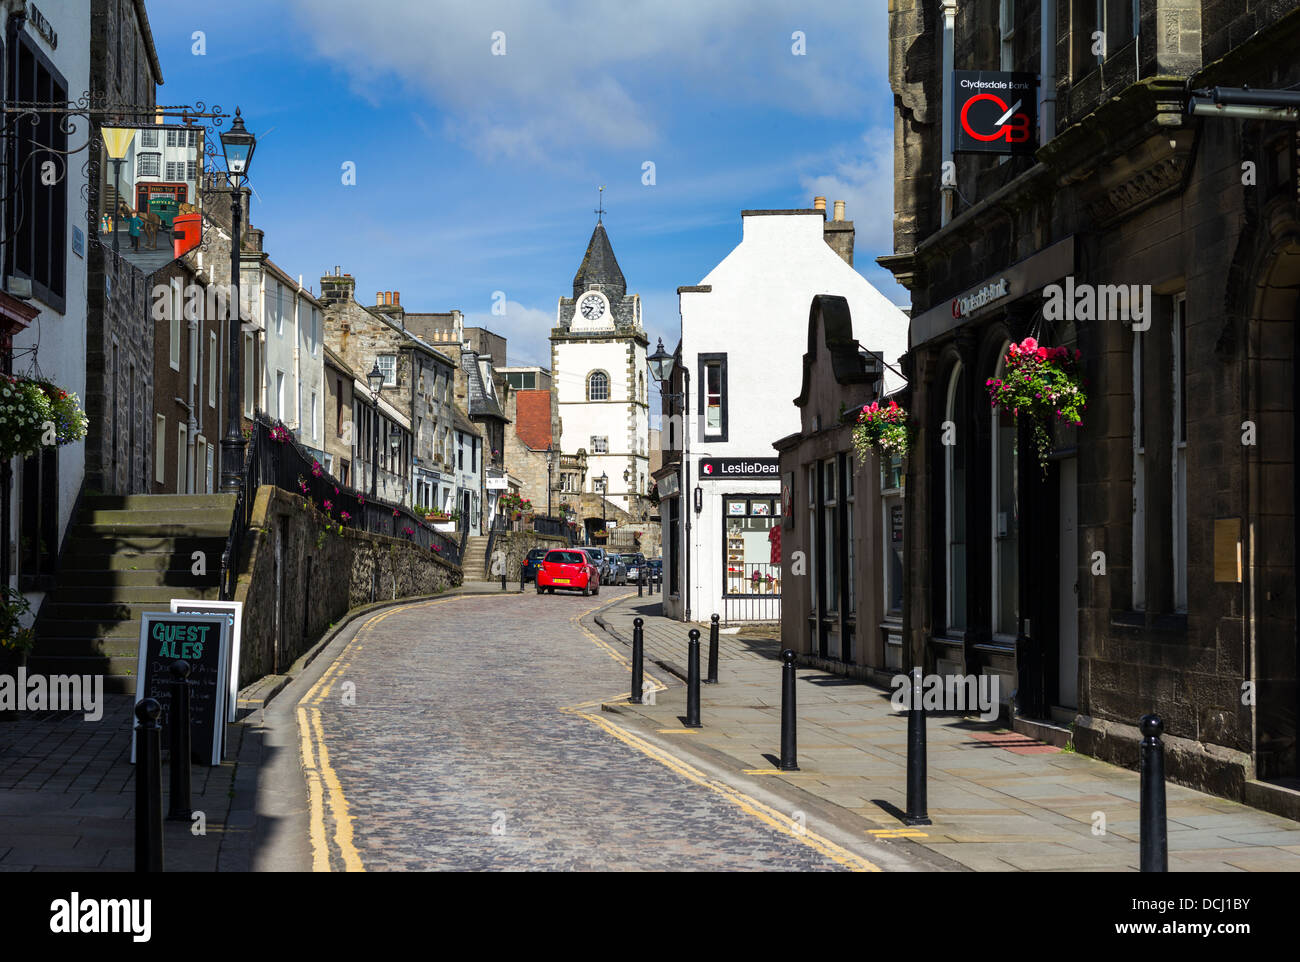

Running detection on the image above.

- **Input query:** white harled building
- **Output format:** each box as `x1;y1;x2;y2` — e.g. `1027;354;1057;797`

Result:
550;219;650;519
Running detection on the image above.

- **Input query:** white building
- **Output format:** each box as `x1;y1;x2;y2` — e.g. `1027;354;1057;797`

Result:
658;202;908;623
2;3;90;598
550;219;650;523
241;256;325;459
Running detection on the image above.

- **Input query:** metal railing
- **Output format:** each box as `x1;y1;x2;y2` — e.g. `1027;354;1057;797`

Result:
219;417;461;600
722;562;782;625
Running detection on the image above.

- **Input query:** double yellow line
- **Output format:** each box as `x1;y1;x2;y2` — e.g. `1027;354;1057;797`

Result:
298;596;464;872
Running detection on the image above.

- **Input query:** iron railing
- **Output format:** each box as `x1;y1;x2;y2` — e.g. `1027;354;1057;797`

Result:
219;417;461;600
721;562;782;625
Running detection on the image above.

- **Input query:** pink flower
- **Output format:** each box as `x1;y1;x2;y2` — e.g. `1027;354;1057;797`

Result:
1020;337;1038;353
323;499;333;512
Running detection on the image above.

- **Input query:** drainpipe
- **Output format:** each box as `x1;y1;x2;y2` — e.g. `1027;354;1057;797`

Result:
940;0;957;226
1040;0;1057;145
187;311;198;492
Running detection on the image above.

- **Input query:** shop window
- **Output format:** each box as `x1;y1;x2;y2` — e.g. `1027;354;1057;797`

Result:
698;354;728;440
822;459;839;613
991;344;1019;638
945;363;968;630
724;497;781;597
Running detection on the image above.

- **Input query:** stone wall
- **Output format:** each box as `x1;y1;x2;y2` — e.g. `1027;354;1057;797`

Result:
231;485;461;685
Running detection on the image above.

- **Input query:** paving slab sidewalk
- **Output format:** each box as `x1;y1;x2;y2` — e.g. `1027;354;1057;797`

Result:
591;595;1300;872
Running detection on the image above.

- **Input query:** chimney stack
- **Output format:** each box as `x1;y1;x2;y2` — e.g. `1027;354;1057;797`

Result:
813;196;826;211
823;201;855;267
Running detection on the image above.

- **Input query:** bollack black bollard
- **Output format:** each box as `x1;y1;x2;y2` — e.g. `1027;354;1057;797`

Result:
631;617;645;704
706;614;720;684
779;649;799;771
1139;713;1168;872
685;628;702;727
166;660;192;821
904;666;932;826
134;698;164;872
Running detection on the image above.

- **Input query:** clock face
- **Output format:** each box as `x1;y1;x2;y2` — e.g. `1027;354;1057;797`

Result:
579;293;606;320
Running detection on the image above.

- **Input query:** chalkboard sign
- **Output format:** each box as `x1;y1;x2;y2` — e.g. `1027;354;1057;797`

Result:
132;612;231;766
169;599;243;729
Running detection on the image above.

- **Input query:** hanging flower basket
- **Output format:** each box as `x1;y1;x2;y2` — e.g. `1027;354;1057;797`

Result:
38;382;88;447
851;399;909;461
986;337;1087;474
0;376;54;460
269;425;292;443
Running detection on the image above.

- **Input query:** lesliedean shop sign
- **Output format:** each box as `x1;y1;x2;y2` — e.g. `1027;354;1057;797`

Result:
699;458;779;479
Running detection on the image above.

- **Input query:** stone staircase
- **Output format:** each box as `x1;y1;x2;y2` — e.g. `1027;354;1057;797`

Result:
28;494;236;694
460;535;490;581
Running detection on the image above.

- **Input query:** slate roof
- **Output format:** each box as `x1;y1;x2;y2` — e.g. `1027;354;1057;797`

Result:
571;221;626;300
461;350;506;421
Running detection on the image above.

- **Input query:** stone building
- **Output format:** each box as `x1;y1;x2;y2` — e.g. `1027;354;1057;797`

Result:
503;387;560;515
84;0;164;496
151;256;227;493
319;275;458;511
882;0;1300;808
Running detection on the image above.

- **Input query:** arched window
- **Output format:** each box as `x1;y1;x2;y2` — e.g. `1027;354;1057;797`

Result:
587;371;609;401
944;362;967;631
990;342;1018;638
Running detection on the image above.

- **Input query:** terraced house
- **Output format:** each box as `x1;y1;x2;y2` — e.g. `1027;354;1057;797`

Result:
882;0;1300;813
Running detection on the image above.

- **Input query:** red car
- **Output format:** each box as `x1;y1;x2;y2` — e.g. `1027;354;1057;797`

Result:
536;548;601;596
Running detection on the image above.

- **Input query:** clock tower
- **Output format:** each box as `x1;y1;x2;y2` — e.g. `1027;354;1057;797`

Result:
550;217;650;520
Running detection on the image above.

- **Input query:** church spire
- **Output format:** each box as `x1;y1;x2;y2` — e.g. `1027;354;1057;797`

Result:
572;219;626;301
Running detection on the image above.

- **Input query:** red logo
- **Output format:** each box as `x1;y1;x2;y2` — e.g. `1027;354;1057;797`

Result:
959;93;1031;144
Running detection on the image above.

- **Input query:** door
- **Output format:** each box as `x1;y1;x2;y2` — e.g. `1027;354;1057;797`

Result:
1057;456;1079;709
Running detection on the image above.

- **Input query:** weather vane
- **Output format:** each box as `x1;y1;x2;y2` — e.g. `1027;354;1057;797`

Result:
595;185;606;223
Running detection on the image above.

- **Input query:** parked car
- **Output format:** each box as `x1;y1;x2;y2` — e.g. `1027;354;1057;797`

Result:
536;549;601;596
605;554;629;585
646;558;663;583
623;553;647;581
520;548;548;584
582;546;611;581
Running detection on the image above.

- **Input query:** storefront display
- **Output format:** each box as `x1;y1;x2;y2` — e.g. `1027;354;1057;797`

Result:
724;496;781;596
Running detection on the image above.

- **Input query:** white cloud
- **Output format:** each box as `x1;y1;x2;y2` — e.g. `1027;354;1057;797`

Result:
287;0;886;162
462;300;557;367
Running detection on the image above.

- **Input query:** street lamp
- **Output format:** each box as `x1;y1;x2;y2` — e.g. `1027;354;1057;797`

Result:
1188;86;1300;122
544;443;557;517
100;127;136;255
219;109;257;492
599;471;608;534
367;360;384;499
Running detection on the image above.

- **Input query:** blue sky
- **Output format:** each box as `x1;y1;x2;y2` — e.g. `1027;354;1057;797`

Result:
148;0;903;374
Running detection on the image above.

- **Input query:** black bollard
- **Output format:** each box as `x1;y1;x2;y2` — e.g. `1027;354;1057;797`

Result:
706;613;720;684
779;649;799;771
134;698;164;872
631;617;645;704
520;564;525;592
1139;713;1168;872
501;571;506;591
166;661;192;821
685;628;702;727
904;666;932;826
638;567;644;597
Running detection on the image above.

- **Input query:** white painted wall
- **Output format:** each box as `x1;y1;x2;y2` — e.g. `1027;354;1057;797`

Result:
4;4;91;604
663;210;908;620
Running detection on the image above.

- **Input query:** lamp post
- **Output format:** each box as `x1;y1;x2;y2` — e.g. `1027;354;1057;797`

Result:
219;110;257;492
544;444;556;517
648;337;689;617
367;361;383;500
100;128;136;255
599;471;608;537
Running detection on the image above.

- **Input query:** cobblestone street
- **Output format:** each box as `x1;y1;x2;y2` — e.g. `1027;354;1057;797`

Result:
297;589;914;871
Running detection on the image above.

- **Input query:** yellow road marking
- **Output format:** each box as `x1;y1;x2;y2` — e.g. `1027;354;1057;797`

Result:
868;829;929;838
297;593;477;872
570;617;880;872
656;729;700;734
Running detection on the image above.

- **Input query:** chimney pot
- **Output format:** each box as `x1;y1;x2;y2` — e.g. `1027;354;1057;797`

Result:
377;292;383;306
833;200;845;221
385;291;393;305
813;196;826;211
394;291;400;305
